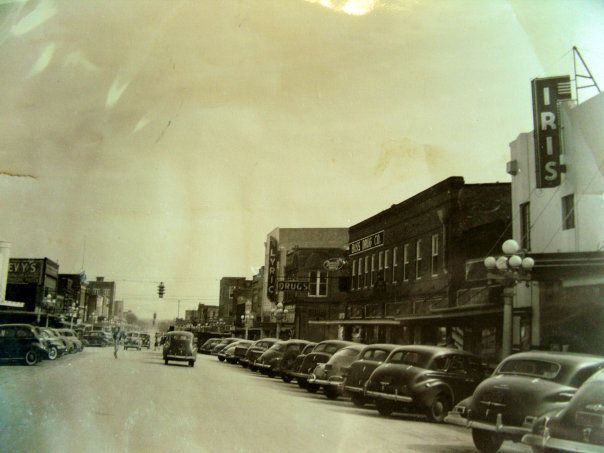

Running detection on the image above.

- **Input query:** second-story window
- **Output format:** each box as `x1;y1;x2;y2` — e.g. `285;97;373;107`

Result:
403;244;410;281
309;270;327;297
416;239;423;279
378;251;383;271
364;256;369;288
392;247;398;283
384;249;390;281
371;254;376;287
562;194;575;230
431;234;439;276
351;260;356;291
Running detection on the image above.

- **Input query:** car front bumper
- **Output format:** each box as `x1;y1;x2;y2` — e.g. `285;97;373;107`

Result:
365;390;412;403
308;375;345;388
165;355;195;361
343;385;363;394
521;433;604;452
444;411;532;437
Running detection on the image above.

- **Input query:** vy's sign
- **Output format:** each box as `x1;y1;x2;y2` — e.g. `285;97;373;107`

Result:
531;76;572;188
349;230;384;256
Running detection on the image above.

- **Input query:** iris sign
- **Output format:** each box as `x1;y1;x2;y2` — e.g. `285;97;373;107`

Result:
531;76;572;188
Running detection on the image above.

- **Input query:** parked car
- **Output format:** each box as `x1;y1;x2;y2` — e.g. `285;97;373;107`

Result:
309;343;365;399
255;339;312;378
163;331;197;367
225;340;253;364
522;367;604;452
57;328;84;352
365;345;485;422
292;340;357;392
0;324;49;366
49;328;78;353
37;327;68;360
243;338;279;371
343;343;398;407
124;332;142;350
140;333;151;349
199;338;222;354
280;342;317;383
82;331;110;347
218;340;244;362
445;351;604;452
233;340;255;364
211;337;240;355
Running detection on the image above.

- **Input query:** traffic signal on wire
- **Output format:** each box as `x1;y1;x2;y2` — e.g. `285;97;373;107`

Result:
158;282;165;298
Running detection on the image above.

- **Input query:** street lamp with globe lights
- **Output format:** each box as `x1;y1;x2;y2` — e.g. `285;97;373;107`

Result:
240;311;253;340
484;239;534;359
272;302;288;340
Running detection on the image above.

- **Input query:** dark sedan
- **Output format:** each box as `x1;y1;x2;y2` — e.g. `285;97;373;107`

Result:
199;338;222;354
82;331;110;347
255;339;312;378
281;342;317;383
243;338;278;371
291;340;357;392
211;337;240;356
309;344;364;399
365;345;485;422
522;367;604;452
163;331;197;367
0;324;48;366
343;343;398;407
445;351;604;452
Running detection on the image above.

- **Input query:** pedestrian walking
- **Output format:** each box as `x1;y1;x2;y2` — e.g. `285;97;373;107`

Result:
112;325;124;359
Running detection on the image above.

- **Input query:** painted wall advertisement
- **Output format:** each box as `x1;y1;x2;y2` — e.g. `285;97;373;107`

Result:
531;76;572;188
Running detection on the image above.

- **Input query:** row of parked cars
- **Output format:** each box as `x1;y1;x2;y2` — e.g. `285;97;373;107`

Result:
199;335;604;452
0;323;84;365
81;330;151;350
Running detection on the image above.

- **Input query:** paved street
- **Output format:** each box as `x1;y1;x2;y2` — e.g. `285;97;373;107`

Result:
0;348;529;453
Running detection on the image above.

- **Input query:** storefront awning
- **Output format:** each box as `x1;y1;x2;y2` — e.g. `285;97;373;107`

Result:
308;319;401;326
396;306;502;323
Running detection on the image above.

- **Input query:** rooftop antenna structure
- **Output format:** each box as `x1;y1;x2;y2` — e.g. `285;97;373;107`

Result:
572;46;600;103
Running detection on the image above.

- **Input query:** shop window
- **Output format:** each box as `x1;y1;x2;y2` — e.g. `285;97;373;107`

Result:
562;194;575;230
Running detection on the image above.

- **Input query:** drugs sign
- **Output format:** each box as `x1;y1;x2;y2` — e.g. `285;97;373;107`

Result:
277;281;309;292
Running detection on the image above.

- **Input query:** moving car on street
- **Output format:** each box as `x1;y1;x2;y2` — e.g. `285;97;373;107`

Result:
163;331;197;367
140;333;151;349
365;345;485;423
522;367;604;452
124;332;142;350
343;343;397;407
0;324;49;366
309;344;364;399
445;351;604;452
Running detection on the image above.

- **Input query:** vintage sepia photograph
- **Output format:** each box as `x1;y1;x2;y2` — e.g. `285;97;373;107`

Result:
1;1;603;452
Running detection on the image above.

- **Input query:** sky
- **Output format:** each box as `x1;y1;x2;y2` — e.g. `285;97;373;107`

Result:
1;0;603;320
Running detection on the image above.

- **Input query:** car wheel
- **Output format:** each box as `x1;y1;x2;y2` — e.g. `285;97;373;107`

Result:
24;350;38;366
282;375;292;383
376;399;395;417
164;359;168;365
350;393;365;407
47;346;58;361
267;370;275;378
306;383;320;393
218;356;225;362
297;379;308;389
189;360;195;367
425;393;451;423
472;428;503;453
241;362;248;368
324;386;339;400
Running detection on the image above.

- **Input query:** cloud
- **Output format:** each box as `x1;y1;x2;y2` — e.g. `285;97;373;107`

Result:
10;0;56;35
27;42;55;77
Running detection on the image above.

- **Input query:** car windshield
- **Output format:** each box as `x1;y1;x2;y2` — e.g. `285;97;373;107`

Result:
170;334;191;341
314;343;341;354
388;350;431;368
498;359;561;380
362;349;390;361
